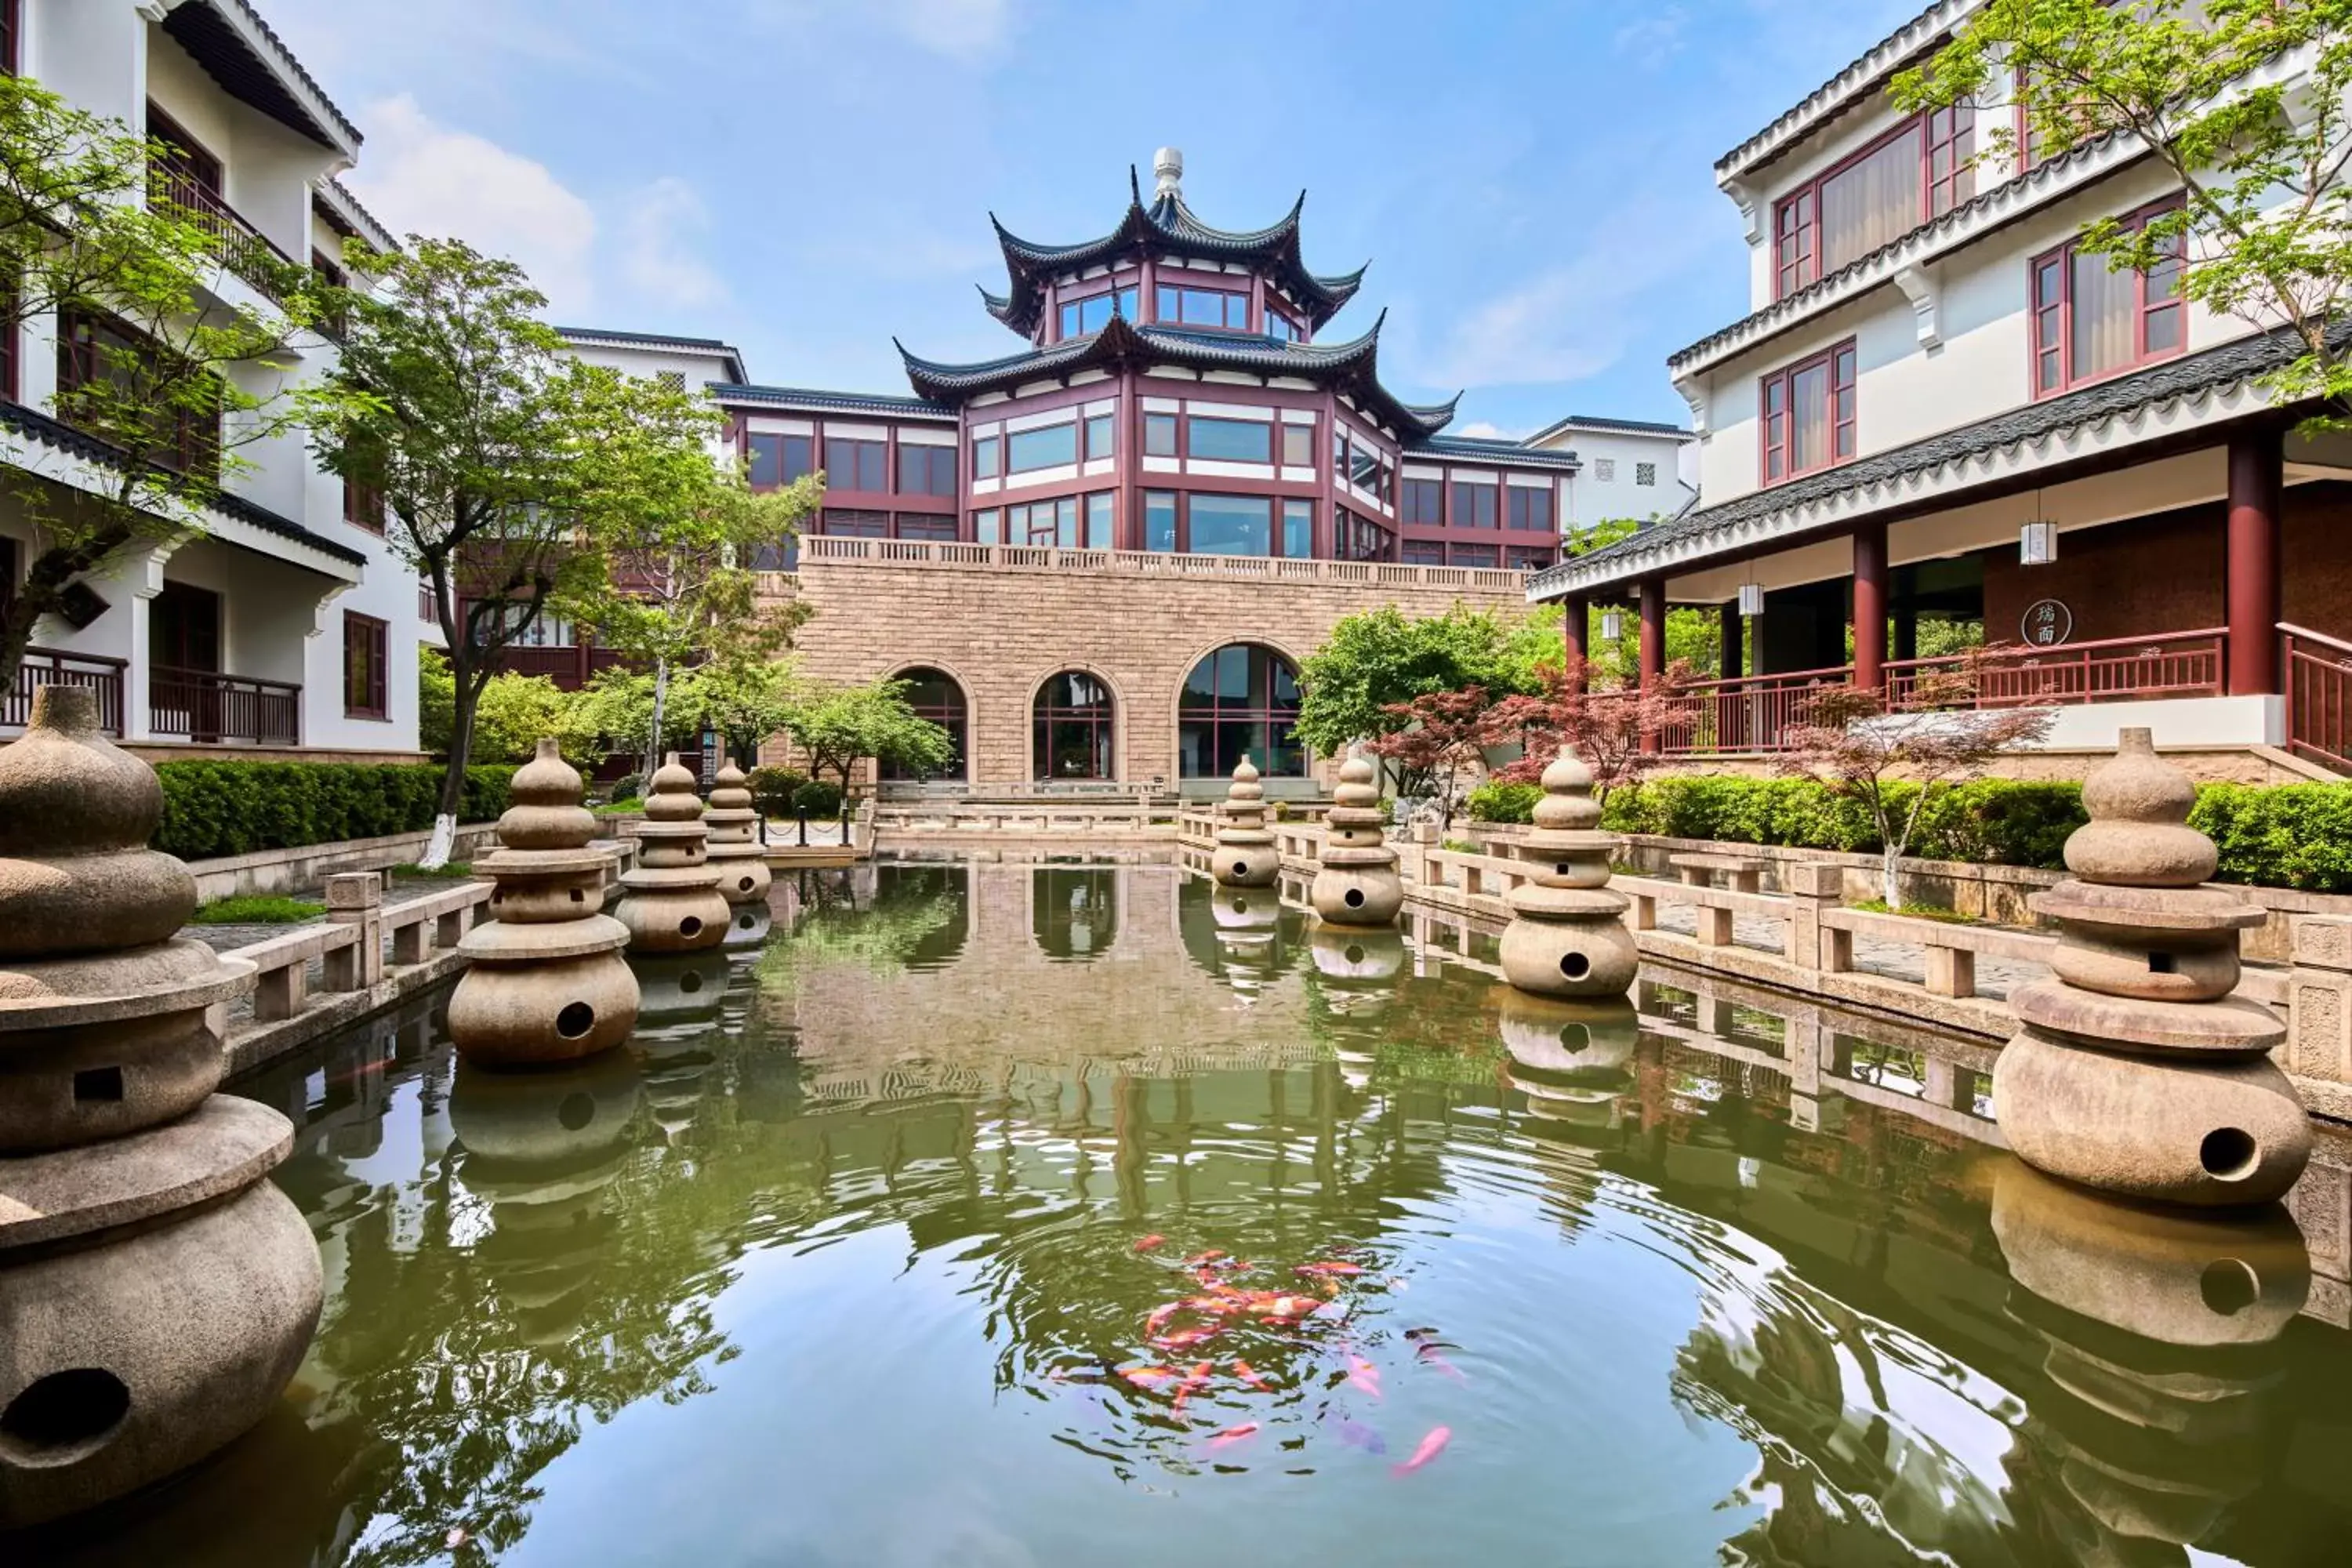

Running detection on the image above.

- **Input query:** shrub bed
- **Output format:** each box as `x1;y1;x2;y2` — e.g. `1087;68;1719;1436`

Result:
155;762;510;862
1464;773;2352;894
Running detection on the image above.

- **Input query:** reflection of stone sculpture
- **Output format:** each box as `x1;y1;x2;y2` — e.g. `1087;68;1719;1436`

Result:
1500;746;1636;1000
1310;750;1402;927
613;753;730;955
0;687;319;1529
1212;755;1279;887
1497;990;1639;1132
1991;1162;2307;1552
631;949;733;1032
1994;730;2310;1205
448;739;641;1068
702;760;773;927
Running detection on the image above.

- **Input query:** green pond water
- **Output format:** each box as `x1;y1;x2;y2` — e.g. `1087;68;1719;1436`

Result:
24;859;2352;1566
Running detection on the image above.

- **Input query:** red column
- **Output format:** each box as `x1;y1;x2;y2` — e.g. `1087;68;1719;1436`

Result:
1639;580;1666;754
1563;594;1589;686
1853;520;1888;691
2227;427;2284;695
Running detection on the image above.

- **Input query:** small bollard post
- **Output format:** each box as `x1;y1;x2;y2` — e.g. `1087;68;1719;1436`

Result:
2288;914;2352;1118
322;873;383;992
1784;861;1845;971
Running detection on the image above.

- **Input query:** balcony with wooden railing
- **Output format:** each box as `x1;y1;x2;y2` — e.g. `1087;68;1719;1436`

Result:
149;666;300;746
795;534;1533;593
3;648;128;737
150;169;300;308
2283;623;2352;775
488;643;636;691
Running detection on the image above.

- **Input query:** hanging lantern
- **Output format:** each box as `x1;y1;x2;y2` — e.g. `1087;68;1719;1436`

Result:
2020;520;2058;566
1600;607;1624;642
1737;581;1765;618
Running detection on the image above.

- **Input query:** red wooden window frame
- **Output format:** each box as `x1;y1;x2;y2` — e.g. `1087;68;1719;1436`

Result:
822;437;887;493
1759;337;1858;486
2;0;18;78
895;442;956;497
57;309;219;476
343;611;389;720
1769;106;1972;299
1401;477;1443;525
2028;197;2186;398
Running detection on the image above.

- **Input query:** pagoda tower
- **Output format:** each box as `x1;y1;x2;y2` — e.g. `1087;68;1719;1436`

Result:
1211;755;1279;887
1499;746;1636;999
613;754;731;955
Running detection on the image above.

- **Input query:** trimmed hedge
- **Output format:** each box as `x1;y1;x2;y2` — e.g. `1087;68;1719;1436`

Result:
155;761;510;862
1464;772;2352;894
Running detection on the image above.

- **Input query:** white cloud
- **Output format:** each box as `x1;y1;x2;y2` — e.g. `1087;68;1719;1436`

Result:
1613;6;1689;64
873;0;1014;63
619;178;728;309
348;93;599;314
1455;420;1522;441
1420;194;1722;390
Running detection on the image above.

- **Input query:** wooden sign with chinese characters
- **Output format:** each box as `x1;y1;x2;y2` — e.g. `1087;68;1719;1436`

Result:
2021;599;2073;648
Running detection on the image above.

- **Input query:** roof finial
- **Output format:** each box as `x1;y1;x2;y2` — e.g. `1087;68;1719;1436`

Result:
1152;147;1183;201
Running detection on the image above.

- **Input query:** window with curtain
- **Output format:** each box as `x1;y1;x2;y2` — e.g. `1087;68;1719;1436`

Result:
895;443;956;496
747;432;815;488
1759;339;1857;485
1773;112;1957;296
1403;477;1443;525
2031;198;2187;395
822;437;887;492
1817;121;1924;274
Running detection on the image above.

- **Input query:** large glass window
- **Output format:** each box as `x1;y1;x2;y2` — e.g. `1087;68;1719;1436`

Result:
747;431;814;488
1007;421;1079;474
819;508;889;537
1145;491;1177;551
1451;545;1500;568
897;443;956;497
1058;287;1138;339
1771;110;1972;296
1265;310;1299;344
1179;644;1304;778
1011;497;1081;547
1450;480;1498;529
1760;339;1858;484
895;514;956;541
1335;509;1392;562
881;667;966;780
1084;413;1115;460
1156;285;1250;329
1085;491;1115;549
1282;499;1312;558
1187;494;1272;556
2031;198;2186;395
1349;442;1381;494
1507;485;1554;532
973;433;1000;479
822;437;887;492
1189;416;1272;463
1403;477;1443;525
1144;413;1178;457
1034;670;1115;780
974;507;1001;544
1279;421;1314;467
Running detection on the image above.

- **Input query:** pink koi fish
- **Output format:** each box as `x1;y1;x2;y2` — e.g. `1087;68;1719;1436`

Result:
1205;1421;1261;1451
1392;1425;1451;1476
1415;1342;1468;1381
1346;1356;1383;1399
1170;1359;1214;1418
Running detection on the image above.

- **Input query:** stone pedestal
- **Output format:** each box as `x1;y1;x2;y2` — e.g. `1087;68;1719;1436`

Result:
1210;756;1279;887
1993;728;2310;1206
1309;750;1402;927
1498;746;1636;999
612;753;729;955
0;686;316;1530
703;760;772;917
448;739;641;1068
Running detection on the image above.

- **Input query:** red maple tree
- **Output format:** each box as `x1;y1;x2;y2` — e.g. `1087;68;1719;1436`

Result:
1486;655;1694;804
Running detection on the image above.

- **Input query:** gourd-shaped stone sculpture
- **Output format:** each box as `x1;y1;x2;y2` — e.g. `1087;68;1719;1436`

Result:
448;739;641;1068
1501;746;1638;999
702;760;772;924
1994;728;2310;1205
613;753;730;955
0;686;319;1529
1310;750;1403;926
1212;755;1279;887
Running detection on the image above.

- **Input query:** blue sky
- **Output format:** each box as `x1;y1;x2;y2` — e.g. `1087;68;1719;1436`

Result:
267;0;1926;437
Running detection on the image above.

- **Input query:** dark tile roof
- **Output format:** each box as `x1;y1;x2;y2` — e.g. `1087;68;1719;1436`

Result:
1715;2;1958;176
314;176;394;251
0;399;368;568
1530;323;2318;599
162;1;361;153
1405;434;1582;473
1526;412;1694;441
710;383;956;420
985;168;1367;336
1671;130;2136;371
898;311;1456;437
560;326;751;383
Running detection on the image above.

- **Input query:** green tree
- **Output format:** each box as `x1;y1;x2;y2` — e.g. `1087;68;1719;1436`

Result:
316;239;705;866
1559;520;1720;684
0;76;352;690
1897;0;2352;427
783;678;954;826
1294;604;1537;758
554;372;818;780
671;656;805;766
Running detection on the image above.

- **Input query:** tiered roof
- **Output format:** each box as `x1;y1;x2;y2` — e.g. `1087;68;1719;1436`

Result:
982;167;1368;338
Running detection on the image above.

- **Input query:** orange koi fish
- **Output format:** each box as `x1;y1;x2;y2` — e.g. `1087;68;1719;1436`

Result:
1170;1359;1214;1418
1119;1366;1178;1388
1134;1235;1166;1252
1205;1421;1261;1451
1232;1359;1272;1392
1296;1261;1366;1277
1392;1425;1451;1476
1154;1327;1221;1352
1144;1301;1187;1337
1183;1249;1227;1267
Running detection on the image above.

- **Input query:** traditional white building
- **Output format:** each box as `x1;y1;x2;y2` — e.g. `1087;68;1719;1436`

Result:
1532;2;2352;775
1523;413;1698;532
0;0;423;759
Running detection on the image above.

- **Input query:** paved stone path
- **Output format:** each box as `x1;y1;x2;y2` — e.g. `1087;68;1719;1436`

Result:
185;873;485;1023
1646;904;2048;1000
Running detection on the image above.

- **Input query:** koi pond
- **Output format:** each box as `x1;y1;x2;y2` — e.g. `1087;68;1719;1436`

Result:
24;859;2352;1566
